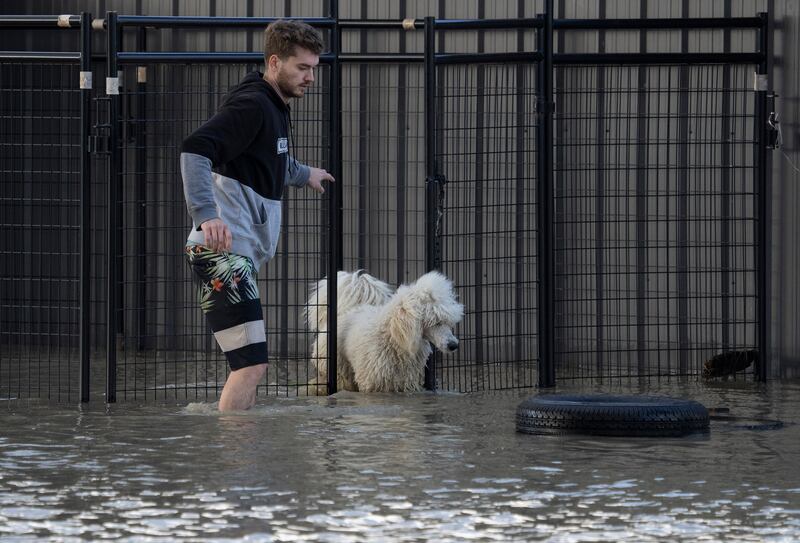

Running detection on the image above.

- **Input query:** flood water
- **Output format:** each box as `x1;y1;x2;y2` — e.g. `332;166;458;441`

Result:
1;380;799;542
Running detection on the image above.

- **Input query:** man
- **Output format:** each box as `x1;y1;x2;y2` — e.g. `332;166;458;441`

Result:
180;20;334;411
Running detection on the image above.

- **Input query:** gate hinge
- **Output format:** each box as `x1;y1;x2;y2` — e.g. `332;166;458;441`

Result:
88;134;111;155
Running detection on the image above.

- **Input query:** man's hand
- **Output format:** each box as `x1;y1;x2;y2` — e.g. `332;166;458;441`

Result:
306;167;335;194
200;218;232;252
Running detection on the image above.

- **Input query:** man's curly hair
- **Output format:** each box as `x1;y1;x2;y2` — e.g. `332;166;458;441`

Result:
263;19;324;62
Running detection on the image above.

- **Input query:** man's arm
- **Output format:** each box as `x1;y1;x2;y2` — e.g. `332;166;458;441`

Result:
180;96;262;251
182;95;263;167
285;156;311;188
181;152;217;230
180;152;231;252
286;156;335;194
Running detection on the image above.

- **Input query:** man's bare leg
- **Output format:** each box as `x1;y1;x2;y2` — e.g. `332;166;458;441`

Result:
219;363;267;411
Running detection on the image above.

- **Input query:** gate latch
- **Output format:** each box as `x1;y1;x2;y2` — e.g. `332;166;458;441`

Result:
90;96;112;155
767;110;782;150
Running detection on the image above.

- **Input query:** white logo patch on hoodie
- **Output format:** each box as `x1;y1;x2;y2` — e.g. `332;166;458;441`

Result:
277;137;288;154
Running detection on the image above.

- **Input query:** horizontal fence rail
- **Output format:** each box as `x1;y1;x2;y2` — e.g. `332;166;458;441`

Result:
554;53;765;65
426;12;548;391
553;17;764;30
0;52;82;62
0;15;85;28
0;7;773;402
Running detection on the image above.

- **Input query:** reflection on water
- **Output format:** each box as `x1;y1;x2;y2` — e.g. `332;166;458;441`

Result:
1;381;799;541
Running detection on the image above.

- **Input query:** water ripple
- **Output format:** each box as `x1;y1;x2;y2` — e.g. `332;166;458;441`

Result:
0;383;797;541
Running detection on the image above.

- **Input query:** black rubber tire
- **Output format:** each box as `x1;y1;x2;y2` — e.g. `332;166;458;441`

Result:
516;394;709;437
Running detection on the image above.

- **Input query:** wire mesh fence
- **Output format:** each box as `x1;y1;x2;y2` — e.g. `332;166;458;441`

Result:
341;62;427;286
110;62;332;401
552;63;760;381
0;10;773;402
435;62;539;391
0;62;83;401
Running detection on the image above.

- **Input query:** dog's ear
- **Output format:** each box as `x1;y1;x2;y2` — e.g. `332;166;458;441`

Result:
387;289;423;352
410;283;436;306
413;271;453;305
422;289;436;306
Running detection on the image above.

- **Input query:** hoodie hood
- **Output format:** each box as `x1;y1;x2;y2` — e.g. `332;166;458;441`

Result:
181;69;299;203
233;72;298;170
226;71;289;112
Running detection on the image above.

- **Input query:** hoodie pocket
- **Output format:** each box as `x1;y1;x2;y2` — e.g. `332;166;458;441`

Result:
253;199;282;261
211;173;282;265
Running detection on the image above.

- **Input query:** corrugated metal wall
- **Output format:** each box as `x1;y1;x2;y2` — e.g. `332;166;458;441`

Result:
2;0;797;381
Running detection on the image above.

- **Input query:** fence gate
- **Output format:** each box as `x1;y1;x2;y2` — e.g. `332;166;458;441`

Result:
425;11;773;388
0;8;775;403
0;14;92;402
425;17;546;392
550;15;772;382
102;13;337;401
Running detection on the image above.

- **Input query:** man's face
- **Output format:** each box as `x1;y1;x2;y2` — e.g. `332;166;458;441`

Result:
272;47;319;100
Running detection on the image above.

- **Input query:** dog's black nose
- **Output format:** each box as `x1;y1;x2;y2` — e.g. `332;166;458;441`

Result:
447;340;459;351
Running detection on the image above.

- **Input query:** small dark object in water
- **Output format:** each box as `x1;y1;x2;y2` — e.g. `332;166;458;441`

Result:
703;350;759;378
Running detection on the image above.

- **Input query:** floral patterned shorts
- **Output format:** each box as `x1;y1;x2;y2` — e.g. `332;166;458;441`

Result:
185;243;267;371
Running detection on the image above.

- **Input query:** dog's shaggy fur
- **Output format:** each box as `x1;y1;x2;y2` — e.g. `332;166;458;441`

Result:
305;270;394;393
306;270;464;393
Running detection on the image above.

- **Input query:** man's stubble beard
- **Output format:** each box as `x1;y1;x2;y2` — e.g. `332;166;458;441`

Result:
277;70;305;99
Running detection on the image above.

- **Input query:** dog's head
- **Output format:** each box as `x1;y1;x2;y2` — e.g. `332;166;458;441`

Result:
305;270;394;331
410;271;464;354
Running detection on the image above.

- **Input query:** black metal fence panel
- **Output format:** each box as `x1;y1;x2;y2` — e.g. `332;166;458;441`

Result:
0;10;773;402
341;62;427;286
552;63;759;380
109;62;332;401
0;62;82;401
435;62;540;391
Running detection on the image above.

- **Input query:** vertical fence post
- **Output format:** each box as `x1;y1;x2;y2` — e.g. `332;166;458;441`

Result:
326;3;341;395
594;1;608;377
135;27;147;351
514;15;526;368
79;11;92;403
755;11;771;382
106;11;119;403
536;2;555;388
635;0;649;376
396;3;409;285
720;0;732;359
424;15;439;277
423;16;439;391
677;2;690;375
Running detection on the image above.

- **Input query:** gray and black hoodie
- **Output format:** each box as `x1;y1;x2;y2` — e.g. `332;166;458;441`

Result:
180;71;310;270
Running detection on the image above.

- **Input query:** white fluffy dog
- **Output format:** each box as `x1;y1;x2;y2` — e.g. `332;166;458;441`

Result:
306;270;464;393
305;270;395;393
